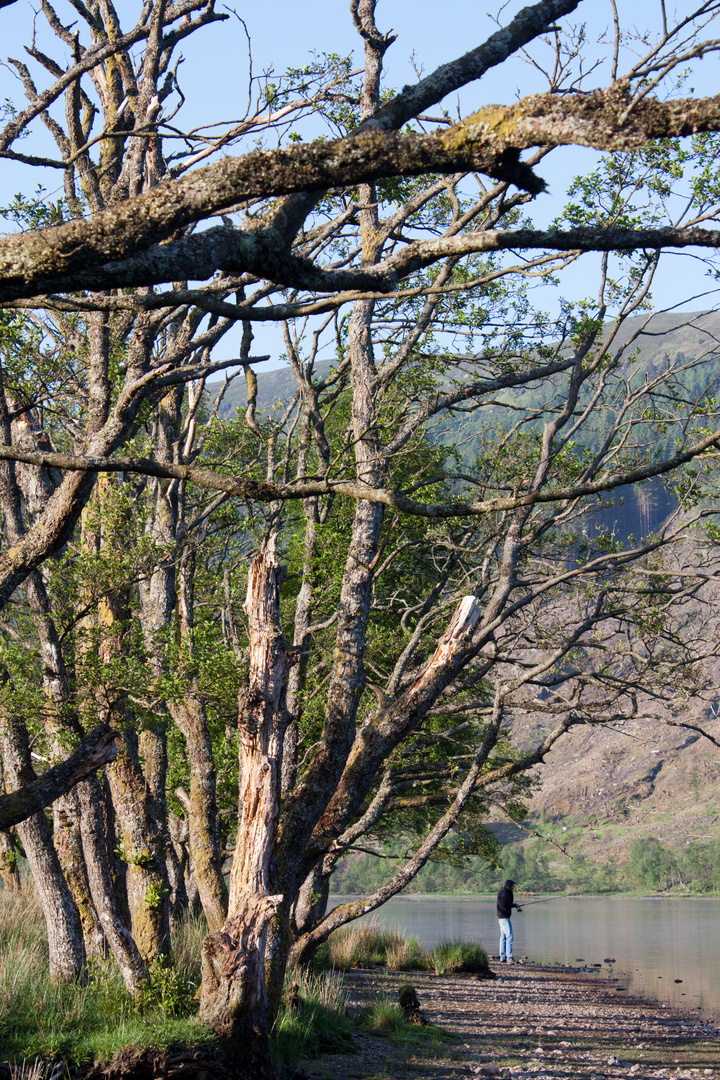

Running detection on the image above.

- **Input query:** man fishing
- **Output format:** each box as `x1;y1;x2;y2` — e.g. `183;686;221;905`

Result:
496;878;522;963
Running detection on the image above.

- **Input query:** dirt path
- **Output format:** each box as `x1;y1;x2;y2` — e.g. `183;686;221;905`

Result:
301;961;720;1080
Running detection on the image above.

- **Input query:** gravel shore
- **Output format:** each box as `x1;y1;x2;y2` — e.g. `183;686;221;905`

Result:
301;961;720;1080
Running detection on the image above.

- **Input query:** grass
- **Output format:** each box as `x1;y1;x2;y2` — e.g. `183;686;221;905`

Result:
358;996;408;1032
0;882;216;1064
314;920;430;972
0;884;353;1073
431;940;489;974
0;888;485;1072
313;919;428;971
271;967;353;1071
353;993;450;1054
313;919;491;976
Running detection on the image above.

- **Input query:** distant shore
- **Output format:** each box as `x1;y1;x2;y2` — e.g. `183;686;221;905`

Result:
330;890;720;901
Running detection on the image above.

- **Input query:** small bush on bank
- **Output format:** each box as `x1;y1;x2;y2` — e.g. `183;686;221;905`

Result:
432;940;489;975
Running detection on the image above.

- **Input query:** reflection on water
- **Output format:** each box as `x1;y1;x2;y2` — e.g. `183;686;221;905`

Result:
330;895;720;1020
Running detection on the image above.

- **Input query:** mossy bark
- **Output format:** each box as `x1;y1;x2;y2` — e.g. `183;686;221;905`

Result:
53;789;105;958
107;726;171;962
0;832;19;891
170;691;228;932
0;758;19;892
78;774;149;994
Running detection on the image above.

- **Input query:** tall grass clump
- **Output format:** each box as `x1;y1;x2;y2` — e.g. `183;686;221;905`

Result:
354;993;448;1048
0;884;215;1064
271;967;352;1070
357;996;408;1032
170;912;206;985
431;940;489;974
4;1061;46;1080
314;920;428;971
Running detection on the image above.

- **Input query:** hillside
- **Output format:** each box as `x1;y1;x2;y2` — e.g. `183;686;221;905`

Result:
208;310;720;541
209;312;720;885
209;309;720;420
519;704;720;872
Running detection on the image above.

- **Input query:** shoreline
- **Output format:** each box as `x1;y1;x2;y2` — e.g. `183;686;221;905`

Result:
302;961;720;1080
328;895;720;1019
331;892;720;901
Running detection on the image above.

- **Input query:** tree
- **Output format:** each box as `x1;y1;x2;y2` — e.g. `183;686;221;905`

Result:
1;2;720;1077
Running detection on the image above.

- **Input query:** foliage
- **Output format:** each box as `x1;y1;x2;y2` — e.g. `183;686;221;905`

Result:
139;958;198;1018
626;838;681;892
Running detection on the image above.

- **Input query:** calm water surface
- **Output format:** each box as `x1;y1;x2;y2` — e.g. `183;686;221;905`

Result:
331;895;720;1020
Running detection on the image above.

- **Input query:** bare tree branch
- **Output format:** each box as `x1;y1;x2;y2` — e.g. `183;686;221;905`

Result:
2;91;720;302
0;723;117;831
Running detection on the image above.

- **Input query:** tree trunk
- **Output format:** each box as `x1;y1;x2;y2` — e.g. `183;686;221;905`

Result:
135;407;190;928
0;757;19;891
199;541;293;1077
77;775;149;994
53;788;106;958
138;722;189;927
107;725;172;962
0;827;19;891
170;692;228;932
93;474;172;964
1;718;85;981
15;811;87;980
292;861;330;939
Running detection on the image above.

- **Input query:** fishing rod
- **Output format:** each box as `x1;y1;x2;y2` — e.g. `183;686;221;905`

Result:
516;895;566;908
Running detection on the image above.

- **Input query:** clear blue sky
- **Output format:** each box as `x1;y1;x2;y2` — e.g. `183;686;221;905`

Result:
1;0;718;368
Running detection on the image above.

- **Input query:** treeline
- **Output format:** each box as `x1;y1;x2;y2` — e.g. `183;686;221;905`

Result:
330;837;720;896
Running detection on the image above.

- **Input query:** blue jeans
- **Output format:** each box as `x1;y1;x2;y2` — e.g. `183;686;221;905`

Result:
498;918;513;960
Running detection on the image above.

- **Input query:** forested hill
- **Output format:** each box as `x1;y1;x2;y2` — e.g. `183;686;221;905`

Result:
211;310;720;419
208;311;720;542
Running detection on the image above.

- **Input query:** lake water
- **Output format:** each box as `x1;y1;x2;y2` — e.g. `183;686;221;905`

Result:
330;895;720;1020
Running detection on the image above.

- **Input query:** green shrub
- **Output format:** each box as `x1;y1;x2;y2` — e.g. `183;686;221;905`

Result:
139;957;197;1018
431;940;488;974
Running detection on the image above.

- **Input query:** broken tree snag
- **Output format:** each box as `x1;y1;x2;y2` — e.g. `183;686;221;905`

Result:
0;723;117;832
413;594;481;681
199;541;295;1076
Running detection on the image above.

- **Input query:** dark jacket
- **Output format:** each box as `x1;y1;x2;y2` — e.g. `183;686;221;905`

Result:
497;885;515;919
